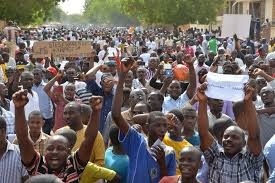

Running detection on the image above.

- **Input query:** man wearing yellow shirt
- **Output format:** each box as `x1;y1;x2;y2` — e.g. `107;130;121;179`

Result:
0;55;7;82
59;102;105;166
163;109;192;175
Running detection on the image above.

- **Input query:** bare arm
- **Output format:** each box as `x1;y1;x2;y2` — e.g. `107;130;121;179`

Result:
197;83;215;151
111;59;134;134
244;86;262;155
86;64;102;78
14;90;36;165
185;56;196;99
254;68;274;82
78;96;102;164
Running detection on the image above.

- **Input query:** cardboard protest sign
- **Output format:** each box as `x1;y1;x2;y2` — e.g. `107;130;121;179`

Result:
33;41;92;58
205;72;249;102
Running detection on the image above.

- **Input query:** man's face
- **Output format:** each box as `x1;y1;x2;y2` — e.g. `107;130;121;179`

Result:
198;54;205;64
149;116;168;141
148;94;163;111
125;72;134;87
182;110;197;131
168;81;182;99
45;136;70;171
137;68;146;80
28;115;44;135
133;103;149;116
178;150;201;178
256;78;267;93
222;127;244;157
32;70;43;85
0;83;8;97
130;90;146;109
260;88;274;105
148;59;158;69
208;99;224;113
64;104;81;129
64;85;75;100
66;68;76;82
21;73;34;90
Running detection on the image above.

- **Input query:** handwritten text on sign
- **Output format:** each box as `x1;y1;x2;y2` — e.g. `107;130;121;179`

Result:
33;41;92;58
205;72;249;102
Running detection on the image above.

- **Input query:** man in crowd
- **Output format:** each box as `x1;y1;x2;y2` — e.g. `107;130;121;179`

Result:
13;89;103;182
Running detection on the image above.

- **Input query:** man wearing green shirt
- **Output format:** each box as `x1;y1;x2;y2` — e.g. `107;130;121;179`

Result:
208;35;218;54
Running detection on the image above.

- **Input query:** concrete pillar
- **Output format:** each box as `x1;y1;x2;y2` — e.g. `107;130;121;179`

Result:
243;1;250;14
265;0;273;21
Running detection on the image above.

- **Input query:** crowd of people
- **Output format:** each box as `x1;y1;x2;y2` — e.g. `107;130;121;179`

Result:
0;23;275;183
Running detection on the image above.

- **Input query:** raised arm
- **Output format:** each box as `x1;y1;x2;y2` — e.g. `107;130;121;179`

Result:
254;68;274;82
196;83;215;151
44;71;63;98
85;64;102;78
78;96;102;164
111;59;134;134
13;90;36;165
244;85;262;155
184;55;196;99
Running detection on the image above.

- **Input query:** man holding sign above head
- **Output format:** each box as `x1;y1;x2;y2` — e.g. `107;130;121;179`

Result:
196;82;263;183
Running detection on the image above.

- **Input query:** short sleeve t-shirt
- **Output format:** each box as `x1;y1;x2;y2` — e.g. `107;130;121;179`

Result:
105;147;129;183
25;151;86;183
119;127;176;183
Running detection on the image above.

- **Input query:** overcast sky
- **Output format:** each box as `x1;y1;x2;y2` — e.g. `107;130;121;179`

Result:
59;0;85;15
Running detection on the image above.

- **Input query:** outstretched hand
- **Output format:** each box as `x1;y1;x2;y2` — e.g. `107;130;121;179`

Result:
196;82;208;102
12;89;29;109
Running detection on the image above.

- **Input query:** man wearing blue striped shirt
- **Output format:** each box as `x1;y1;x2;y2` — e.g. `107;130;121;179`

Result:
0;116;29;183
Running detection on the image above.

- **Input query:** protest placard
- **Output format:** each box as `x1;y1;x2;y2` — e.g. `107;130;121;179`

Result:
33;41;92;58
205;72;249;102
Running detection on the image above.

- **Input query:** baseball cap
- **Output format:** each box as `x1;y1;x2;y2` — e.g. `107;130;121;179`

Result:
47;67;57;76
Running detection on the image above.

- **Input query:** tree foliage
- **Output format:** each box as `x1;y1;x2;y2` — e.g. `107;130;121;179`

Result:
120;0;225;25
0;0;64;25
84;0;138;25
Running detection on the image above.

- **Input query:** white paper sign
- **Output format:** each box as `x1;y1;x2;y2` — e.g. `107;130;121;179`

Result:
221;14;251;39
205;72;249;102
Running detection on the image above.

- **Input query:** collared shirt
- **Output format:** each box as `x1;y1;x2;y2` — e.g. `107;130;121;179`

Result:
0;141;28;183
0;107;14;135
32;82;53;119
0;98;10;111
86;79;114;133
119;127;176;183
264;134;275;175
13;132;50;156
10;90;40;120
204;140;264;183
257;111;275;146
132;78;149;89
25;151;85;183
162;92;190;114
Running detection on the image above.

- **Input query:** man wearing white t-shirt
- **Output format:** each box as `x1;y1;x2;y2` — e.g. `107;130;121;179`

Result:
10;72;40;119
140;47;151;66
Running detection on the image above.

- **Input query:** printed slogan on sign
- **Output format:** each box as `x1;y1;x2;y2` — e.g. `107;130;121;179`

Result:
32;41;92;58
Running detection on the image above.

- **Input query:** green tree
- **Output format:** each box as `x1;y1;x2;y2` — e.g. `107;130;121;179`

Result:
0;0;64;25
84;0;138;25
120;0;225;26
